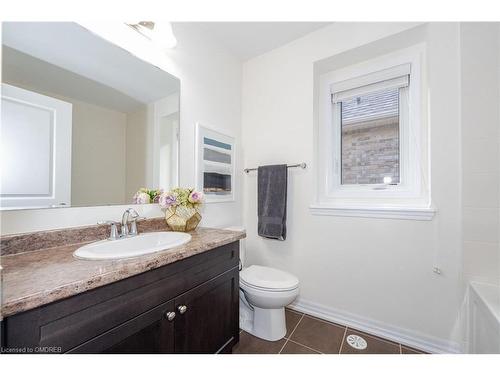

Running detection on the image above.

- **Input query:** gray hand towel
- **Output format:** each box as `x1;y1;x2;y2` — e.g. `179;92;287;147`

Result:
258;164;287;240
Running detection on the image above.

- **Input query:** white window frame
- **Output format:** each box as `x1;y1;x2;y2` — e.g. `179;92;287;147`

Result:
331;65;410;196
311;44;435;220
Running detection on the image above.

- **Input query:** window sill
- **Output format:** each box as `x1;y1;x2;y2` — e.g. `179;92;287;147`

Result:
309;204;436;220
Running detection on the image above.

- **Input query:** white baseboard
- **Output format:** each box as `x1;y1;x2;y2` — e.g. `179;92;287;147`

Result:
288;298;462;354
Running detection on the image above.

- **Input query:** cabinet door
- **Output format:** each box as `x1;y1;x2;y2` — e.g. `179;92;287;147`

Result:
68;300;176;354
174;268;239;354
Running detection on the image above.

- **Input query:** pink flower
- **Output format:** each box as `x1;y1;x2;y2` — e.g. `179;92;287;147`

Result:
188;191;203;204
159;193;178;209
133;191;150;204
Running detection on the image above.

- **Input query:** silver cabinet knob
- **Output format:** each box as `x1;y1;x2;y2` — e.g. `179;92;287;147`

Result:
165;311;176;321
177;305;187;314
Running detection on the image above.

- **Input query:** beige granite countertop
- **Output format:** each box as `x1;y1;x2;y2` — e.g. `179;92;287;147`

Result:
0;227;245;318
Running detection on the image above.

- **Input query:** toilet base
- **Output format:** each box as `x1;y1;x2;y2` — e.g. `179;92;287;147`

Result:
239;290;254;333
239;292;287;341
252;306;286;341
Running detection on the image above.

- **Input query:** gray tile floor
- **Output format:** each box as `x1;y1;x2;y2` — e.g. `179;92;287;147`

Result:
232;309;427;354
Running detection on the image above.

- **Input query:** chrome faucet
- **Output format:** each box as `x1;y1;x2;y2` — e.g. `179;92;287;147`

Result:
121;208;145;237
121;209;131;237
98;208;145;240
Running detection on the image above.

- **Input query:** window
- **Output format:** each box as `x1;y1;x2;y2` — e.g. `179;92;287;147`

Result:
331;64;410;190
312;45;434;220
340;87;400;185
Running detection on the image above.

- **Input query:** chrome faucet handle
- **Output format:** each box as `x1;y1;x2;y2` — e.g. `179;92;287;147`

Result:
97;220;120;240
129;216;146;236
121;208;141;237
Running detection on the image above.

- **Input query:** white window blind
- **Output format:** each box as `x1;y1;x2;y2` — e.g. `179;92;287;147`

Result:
331;63;410;103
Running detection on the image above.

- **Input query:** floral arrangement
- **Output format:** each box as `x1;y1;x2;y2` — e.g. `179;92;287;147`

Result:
158;187;204;210
132;188;163;204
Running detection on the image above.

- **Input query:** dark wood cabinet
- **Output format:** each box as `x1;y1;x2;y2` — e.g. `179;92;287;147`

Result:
68;299;176;353
174;269;239;354
2;241;240;354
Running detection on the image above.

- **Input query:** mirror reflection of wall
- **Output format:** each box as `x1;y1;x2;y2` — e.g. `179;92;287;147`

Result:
0;22;181;210
158;113;180;191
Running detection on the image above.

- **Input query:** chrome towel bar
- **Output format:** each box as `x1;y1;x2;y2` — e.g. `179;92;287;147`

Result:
243;162;307;174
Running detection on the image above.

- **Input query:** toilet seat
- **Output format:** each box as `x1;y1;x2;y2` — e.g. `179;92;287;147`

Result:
240;279;299;293
240;265;299;292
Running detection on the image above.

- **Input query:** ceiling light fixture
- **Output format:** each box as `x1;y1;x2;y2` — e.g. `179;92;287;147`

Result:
125;21;177;49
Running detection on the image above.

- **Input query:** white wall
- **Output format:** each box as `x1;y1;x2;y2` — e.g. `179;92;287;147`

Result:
71;99;127;206
460;23;500;286
241;23;465;352
158;112;179;191
0;23;242;234
151;92;180;190
124;93;180;202
125;106;149;201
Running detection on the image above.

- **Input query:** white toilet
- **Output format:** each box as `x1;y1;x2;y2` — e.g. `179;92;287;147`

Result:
239;265;300;341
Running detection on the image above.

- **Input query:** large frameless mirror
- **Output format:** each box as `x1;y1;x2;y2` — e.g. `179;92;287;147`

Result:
1;22;180;210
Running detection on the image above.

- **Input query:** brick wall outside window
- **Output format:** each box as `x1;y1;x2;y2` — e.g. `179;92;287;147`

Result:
341;116;400;185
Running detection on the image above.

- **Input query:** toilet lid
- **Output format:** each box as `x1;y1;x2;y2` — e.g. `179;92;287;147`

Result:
240;265;299;291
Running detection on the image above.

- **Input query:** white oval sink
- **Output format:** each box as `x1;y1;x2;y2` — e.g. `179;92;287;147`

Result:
74;231;191;260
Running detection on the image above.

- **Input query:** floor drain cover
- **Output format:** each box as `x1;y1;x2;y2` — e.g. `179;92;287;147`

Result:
346;334;368;350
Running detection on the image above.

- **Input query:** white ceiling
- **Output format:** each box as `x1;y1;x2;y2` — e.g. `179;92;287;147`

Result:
2;22;180;110
175;22;331;61
2;46;145;113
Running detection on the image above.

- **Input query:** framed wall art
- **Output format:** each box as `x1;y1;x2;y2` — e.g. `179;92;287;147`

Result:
195;123;235;203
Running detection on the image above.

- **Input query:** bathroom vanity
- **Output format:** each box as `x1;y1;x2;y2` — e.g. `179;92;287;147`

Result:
0;225;245;354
